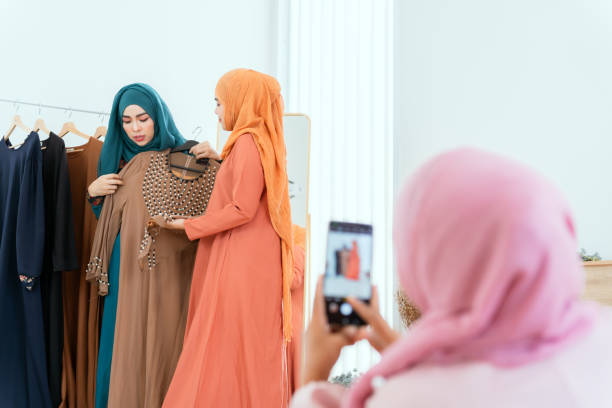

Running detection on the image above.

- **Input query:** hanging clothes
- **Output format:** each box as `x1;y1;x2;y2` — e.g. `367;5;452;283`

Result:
60;136;103;408
0;132;52;408
87;149;219;407
40;132;79;407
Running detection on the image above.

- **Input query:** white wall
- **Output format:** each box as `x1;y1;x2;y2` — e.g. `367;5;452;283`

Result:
0;0;277;148
395;0;612;258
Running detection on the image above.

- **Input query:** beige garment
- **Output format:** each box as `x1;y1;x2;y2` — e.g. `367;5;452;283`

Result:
87;149;219;407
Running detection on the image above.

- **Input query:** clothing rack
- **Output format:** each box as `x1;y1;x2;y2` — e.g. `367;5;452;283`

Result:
1;98;204;136
0;98;110;117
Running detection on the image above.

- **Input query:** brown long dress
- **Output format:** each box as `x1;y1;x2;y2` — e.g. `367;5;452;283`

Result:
61;137;103;408
87;149;218;407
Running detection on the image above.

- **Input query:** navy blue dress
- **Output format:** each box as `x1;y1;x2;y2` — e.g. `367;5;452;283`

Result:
0;132;52;408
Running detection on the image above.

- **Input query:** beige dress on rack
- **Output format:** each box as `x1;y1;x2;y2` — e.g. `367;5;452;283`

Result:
87;149;219;407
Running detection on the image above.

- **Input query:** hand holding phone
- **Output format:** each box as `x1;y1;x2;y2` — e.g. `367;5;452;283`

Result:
301;276;364;385
345;286;400;353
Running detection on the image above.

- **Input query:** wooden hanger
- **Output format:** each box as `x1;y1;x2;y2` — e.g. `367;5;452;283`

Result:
59;121;91;140
33;118;50;136
93;125;107;139
5;115;36;150
60;122;91;153
4;115;31;141
33;118;50;150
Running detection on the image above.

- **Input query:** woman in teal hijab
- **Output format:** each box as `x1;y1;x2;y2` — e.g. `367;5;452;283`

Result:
97;83;186;176
87;83;215;408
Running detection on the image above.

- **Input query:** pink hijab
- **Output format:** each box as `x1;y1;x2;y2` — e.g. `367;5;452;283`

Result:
344;148;597;407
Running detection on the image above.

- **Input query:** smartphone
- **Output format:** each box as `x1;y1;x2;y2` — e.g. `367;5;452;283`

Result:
323;221;373;327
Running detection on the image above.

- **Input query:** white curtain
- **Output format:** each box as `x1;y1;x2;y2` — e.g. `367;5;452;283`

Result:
277;0;395;376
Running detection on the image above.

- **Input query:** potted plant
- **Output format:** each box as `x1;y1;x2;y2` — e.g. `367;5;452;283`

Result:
330;369;361;387
580;248;602;262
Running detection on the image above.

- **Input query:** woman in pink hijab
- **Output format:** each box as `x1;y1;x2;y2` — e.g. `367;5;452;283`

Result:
292;148;612;408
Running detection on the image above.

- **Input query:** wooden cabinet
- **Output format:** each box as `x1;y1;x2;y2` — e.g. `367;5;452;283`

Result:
582;261;612;306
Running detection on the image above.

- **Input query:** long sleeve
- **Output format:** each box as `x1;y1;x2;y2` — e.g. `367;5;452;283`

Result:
86;187;122;296
184;135;265;240
86;155;142;295
88;157;126;220
16;156;45;290
53;145;79;271
88;196;103;220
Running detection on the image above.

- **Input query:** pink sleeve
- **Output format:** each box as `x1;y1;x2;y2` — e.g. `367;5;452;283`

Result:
290;382;346;408
184;135;265;240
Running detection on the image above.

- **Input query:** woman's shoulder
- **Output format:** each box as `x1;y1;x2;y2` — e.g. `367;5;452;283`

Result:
368;311;612;407
234;132;256;149
227;133;258;160
367;361;565;407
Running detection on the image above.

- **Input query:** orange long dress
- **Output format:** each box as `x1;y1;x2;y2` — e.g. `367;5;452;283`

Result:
163;133;285;408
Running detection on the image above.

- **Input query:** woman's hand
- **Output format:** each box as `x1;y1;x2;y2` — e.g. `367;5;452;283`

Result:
347;287;401;354
301;276;363;386
87;174;124;197
164;218;186;231
190;141;221;161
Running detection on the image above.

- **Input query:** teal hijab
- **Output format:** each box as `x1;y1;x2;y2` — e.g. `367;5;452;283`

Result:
97;83;186;176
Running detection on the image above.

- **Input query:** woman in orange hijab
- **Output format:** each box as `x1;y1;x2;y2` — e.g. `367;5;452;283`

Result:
163;68;294;407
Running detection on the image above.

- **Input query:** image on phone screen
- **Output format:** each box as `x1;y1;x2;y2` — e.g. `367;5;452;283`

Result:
323;221;373;326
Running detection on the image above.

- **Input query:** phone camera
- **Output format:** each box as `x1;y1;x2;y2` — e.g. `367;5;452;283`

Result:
340;302;353;316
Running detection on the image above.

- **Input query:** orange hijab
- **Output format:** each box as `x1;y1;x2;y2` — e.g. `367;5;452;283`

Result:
217;68;294;342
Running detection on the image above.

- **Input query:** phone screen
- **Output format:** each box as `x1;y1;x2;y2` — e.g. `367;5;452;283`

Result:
323;221;373;326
